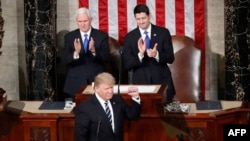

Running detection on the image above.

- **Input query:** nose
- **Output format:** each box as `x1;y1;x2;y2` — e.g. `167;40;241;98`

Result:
139;19;144;24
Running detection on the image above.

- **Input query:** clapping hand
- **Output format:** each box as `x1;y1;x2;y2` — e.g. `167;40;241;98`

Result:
137;37;146;56
89;37;95;53
146;43;158;57
74;38;82;54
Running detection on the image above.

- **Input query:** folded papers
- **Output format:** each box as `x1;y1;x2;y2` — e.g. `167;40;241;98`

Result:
39;101;65;110
196;101;222;110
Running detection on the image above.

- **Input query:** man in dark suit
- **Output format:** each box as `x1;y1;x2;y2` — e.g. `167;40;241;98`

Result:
62;8;110;100
122;4;176;103
75;72;141;141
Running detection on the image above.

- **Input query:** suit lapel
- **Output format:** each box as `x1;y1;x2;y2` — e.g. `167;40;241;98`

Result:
91;95;114;131
89;27;97;40
150;25;158;49
75;29;84;49
91;95;106;117
110;98;121;133
133;28;142;53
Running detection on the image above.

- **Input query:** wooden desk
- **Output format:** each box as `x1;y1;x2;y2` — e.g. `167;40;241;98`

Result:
156;101;250;140
75;84;168;141
0;101;75;141
75;84;167;116
0;100;249;141
75;85;250;141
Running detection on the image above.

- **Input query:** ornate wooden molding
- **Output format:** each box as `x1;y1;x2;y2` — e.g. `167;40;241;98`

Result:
31;127;50;141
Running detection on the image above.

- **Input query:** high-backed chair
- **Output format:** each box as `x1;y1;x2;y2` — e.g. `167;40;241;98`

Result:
169;35;201;103
106;37;128;84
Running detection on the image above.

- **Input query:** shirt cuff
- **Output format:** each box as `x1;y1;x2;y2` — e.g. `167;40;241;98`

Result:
132;96;141;104
73;54;79;59
138;53;144;62
154;51;159;62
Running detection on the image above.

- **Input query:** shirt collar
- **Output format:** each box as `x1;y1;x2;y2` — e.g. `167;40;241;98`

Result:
80;28;91;39
139;24;152;38
95;93;108;106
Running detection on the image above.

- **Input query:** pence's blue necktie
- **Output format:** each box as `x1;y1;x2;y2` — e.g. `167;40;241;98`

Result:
83;34;88;54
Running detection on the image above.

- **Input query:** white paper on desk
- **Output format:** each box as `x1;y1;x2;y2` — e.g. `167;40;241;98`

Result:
113;85;159;93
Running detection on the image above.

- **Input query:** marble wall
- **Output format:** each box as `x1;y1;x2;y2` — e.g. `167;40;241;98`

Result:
0;1;4;53
0;0;22;100
206;0;225;100
225;0;250;100
0;0;225;101
24;0;56;100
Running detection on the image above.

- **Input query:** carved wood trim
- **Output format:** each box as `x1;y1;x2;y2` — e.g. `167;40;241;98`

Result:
30;127;50;141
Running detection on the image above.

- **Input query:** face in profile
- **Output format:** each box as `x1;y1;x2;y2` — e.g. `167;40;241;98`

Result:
135;12;151;30
76;13;92;32
95;83;114;101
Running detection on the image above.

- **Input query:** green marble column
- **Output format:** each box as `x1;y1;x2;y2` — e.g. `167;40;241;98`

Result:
225;0;250;100
24;0;57;100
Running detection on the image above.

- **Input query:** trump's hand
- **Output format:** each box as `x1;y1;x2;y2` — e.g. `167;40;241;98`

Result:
127;86;139;99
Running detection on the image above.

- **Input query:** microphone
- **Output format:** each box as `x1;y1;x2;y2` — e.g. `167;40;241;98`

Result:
119;46;123;55
96;117;102;141
117;47;123;95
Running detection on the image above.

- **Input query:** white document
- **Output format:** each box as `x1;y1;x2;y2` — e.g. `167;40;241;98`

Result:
114;85;160;93
82;85;161;94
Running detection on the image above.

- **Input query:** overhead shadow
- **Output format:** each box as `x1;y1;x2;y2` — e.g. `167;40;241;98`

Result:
0;101;25;136
55;30;69;101
156;102;190;141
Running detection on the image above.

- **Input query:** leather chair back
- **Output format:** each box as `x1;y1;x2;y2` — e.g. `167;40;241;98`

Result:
107;37;128;84
169;35;201;103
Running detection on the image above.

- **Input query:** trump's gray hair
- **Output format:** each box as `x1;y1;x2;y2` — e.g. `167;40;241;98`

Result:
94;72;116;88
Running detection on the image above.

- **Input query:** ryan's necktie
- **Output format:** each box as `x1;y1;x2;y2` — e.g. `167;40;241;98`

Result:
144;31;150;49
83;34;88;54
104;101;112;125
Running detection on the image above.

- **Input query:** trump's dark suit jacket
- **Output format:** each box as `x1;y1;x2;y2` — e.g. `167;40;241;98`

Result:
74;94;141;141
62;28;110;96
122;24;176;101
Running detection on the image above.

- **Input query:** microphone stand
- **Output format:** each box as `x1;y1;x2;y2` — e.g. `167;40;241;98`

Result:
117;47;123;95
96;117;102;141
